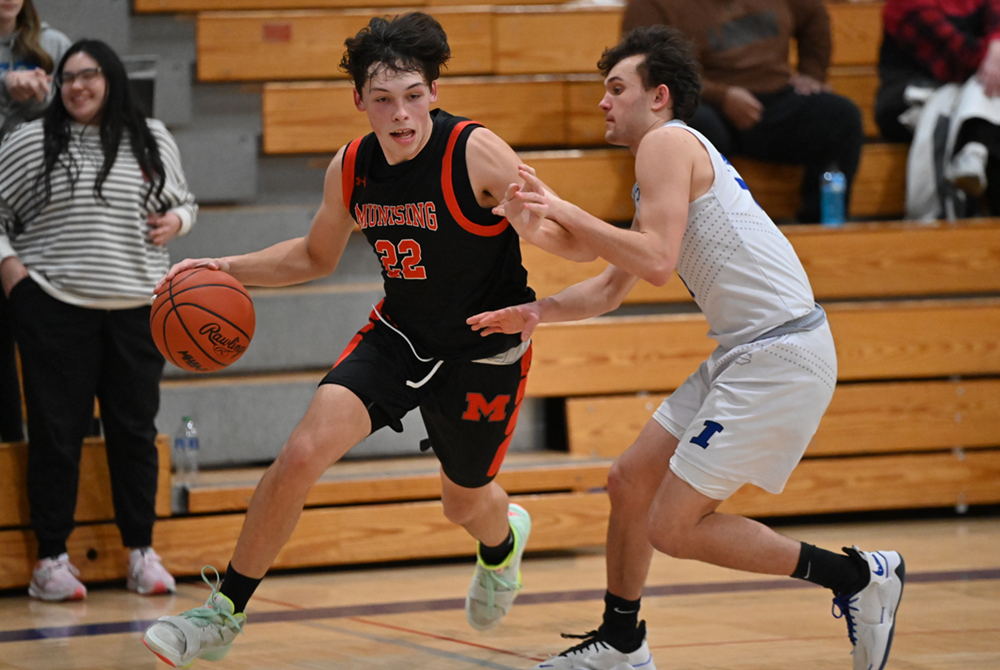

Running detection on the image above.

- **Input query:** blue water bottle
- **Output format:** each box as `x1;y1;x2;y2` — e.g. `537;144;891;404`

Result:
820;164;846;226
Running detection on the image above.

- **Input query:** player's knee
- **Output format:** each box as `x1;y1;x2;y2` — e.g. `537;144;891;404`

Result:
441;485;486;527
274;434;327;485
607;456;651;509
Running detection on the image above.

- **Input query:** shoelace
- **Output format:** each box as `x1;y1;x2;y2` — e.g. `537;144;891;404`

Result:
554;629;610;657
40;556;81;581
478;566;520;612
831;593;859;645
179;567;244;640
131;549;161;578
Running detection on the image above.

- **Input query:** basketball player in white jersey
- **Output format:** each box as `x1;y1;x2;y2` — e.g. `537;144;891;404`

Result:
470;26;905;670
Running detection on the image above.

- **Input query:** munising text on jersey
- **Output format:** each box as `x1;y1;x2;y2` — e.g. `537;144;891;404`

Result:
354;201;438;231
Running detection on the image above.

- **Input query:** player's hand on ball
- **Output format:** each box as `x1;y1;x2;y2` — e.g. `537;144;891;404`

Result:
154;257;230;295
467;303;541;342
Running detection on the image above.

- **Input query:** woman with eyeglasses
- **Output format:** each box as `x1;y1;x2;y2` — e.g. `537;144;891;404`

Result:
0;39;197;602
0;0;70;447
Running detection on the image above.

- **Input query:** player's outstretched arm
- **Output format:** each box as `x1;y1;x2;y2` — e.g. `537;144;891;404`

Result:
155;148;357;292
468;263;638;339
516;128;696;286
466;128;597;262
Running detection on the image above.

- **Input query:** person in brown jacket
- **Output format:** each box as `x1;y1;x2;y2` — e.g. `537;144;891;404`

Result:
622;0;864;223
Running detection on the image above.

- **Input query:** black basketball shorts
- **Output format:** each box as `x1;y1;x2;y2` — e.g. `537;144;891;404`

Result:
320;314;532;489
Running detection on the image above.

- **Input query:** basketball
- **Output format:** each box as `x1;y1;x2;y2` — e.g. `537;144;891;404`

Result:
150;268;256;373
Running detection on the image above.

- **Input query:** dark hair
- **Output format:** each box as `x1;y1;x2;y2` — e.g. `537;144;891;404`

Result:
339;12;451;93
598;26;702;122
14;0;55;73
38;39;167;209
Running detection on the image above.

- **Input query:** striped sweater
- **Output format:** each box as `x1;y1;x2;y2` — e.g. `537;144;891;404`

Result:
0;118;196;308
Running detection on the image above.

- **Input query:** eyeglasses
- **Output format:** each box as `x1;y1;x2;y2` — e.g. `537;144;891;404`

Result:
57;67;103;87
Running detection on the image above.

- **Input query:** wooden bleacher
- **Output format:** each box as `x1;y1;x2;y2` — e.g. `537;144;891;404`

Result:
134;0;564;12
251;1;903;219
0;436;172;589
194;5;622;81
4;218;997;588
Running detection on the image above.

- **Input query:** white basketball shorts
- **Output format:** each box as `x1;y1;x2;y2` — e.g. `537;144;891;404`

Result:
652;322;838;500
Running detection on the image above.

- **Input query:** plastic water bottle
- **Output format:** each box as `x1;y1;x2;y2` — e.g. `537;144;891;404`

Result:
173;416;199;485
820;164;846;226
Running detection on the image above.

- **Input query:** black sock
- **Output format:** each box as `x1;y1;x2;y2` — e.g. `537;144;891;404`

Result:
600;591;642;652
791;542;869;596
220;563;262;614
478;528;514;566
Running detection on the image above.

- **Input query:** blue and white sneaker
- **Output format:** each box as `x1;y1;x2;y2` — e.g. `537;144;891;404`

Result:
833;547;905;670
531;621;656;670
466;503;531;630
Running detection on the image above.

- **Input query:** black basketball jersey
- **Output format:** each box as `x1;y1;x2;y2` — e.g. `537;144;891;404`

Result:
342;109;535;361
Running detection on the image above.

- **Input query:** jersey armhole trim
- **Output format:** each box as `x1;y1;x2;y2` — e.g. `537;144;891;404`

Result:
441;120;510;238
341;137;362;213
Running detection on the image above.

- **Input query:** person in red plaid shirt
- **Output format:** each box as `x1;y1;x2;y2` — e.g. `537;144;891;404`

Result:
877;0;1000;210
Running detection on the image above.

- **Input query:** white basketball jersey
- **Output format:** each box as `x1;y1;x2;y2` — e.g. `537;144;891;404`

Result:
632;120;816;349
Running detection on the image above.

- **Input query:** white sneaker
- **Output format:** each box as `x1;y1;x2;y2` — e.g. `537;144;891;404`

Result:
143;568;245;667
128;548;177;595
833;547;905;670
946;141;988;196
28;553;87;601
466;503;531;630
531;621;656;670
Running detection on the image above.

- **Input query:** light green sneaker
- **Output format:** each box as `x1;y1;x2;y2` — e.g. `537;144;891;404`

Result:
143;567;245;667
465;503;531;630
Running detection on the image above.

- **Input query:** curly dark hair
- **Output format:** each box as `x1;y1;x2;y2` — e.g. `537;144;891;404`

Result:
340;13;451;93
598;26;702;122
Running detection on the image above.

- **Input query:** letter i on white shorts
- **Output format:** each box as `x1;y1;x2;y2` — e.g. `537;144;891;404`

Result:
653;322;838;500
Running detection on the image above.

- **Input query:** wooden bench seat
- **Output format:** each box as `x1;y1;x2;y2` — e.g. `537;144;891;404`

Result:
0;436;171;529
136;0;563;11
526;297;1000;397
264;70;882;155
3;446;996;586
184;451;613;513
523;219;1000;302
520;142;907;224
567;378;1000;458
196;6;623;81
263;75;608;153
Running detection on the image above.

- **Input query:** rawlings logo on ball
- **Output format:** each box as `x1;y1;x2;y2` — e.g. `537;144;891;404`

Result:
199;323;249;358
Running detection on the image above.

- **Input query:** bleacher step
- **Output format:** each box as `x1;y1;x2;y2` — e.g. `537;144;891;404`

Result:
158;372;545;466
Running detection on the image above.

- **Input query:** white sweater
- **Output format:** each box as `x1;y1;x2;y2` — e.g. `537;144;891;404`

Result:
0;118;197;308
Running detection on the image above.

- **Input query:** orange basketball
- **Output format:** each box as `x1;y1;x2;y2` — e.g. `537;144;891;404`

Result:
150;268;256;373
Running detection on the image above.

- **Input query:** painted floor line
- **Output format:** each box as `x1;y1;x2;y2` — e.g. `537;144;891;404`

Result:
1;567;996;644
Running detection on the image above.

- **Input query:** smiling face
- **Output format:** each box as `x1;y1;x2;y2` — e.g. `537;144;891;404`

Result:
60;51;107;126
353;67;437;165
599;54;666;151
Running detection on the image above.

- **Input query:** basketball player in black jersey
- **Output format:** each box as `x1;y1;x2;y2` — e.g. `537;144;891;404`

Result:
142;13;594;668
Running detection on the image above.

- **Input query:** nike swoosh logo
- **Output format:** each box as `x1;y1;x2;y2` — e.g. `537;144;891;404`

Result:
803;561;811;580
873;554;885;577
613;607;638;614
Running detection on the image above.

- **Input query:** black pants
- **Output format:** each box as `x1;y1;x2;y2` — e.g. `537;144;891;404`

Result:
8;278;164;559
0;290;23;441
690;86;864;223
